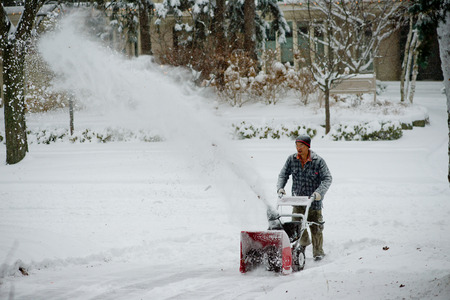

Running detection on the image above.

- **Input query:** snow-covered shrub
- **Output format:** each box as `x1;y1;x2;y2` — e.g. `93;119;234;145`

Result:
232;122;259;139
250;54;289;105
213;50;317;106
212;51;259;107
233;121;318;140
286;67;318;105
233;120;403;141
401;122;414;130
330;121;403;141
25;128;162;144
32;128;68;144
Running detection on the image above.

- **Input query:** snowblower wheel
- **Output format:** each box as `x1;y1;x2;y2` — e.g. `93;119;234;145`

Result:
292;246;305;272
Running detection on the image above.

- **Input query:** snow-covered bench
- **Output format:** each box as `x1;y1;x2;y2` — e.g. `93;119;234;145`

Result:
330;74;377;101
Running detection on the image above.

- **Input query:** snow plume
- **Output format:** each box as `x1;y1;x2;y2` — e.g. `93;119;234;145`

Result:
38;10;269;228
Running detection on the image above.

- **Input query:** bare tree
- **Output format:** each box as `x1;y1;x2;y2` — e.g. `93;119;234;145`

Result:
300;0;406;133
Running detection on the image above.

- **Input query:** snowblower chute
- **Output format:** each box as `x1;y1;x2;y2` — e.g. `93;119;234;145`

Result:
240;196;314;275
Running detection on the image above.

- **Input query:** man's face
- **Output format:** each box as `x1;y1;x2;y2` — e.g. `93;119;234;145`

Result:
296;142;308;156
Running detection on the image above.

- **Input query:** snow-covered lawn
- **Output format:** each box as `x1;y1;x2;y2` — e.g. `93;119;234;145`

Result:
1;13;449;299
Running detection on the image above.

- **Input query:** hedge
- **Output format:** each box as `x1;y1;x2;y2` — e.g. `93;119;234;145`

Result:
233;120;403;141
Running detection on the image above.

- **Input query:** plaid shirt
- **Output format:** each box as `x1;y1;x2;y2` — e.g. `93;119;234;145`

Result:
277;150;332;210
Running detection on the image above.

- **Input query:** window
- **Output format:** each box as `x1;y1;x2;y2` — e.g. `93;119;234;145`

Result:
265;23;277;51
280;21;293;65
297;23;309;51
314;25;325;57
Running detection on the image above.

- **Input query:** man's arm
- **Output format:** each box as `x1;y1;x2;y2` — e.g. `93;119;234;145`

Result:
315;159;332;199
277;155;292;191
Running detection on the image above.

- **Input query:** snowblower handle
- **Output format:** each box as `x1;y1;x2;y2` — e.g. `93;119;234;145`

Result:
276;196;312;219
277;196;312;207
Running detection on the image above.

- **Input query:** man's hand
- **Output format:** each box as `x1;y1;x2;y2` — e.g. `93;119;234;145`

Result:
311;192;321;201
277;188;286;198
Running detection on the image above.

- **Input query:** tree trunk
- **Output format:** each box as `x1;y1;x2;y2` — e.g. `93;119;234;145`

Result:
0;52;3;108
139;0;152;55
401;16;414;102
69;98;74;136
325;86;331;134
404;29;418;102
436;11;450;183
212;0;227;88
3;42;28;164
243;0;256;59
213;0;226;53
408;39;422;104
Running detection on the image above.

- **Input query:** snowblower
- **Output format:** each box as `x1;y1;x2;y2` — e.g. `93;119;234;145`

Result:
240;196;315;275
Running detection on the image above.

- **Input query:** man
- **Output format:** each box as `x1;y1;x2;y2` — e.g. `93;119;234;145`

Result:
277;135;332;261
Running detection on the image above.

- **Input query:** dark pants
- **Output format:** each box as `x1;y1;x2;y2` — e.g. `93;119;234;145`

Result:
293;206;325;258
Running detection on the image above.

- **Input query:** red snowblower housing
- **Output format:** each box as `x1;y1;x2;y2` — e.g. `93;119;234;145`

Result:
240;230;292;274
240;196;314;275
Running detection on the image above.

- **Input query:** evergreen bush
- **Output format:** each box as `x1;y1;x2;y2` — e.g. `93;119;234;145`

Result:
329;121;403;141
233;122;318;140
233;121;402;141
0;120;407;145
21;128;162;145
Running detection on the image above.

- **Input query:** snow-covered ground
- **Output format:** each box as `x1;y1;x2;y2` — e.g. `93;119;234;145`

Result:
1;12;449;300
